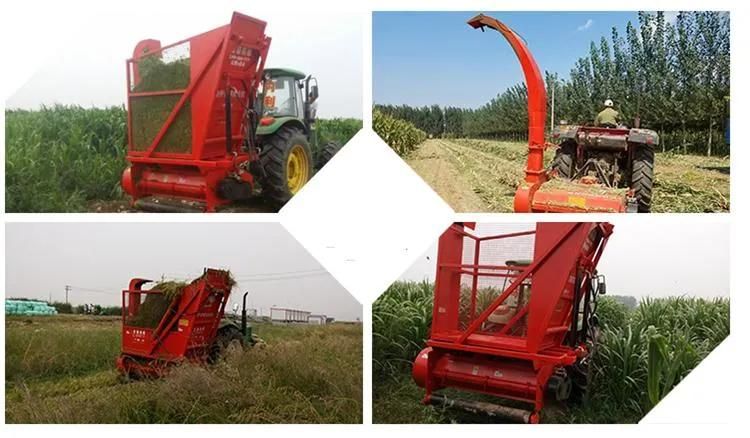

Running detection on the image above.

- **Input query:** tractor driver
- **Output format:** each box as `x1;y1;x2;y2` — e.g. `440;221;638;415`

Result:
594;99;621;128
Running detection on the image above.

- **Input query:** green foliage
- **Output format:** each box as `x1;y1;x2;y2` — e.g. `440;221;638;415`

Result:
373;110;427;156
6;317;362;423
317;118;362;146
372;281;729;423
372;281;433;377
51;302;74;314
5;105;127;212
595;296;630;331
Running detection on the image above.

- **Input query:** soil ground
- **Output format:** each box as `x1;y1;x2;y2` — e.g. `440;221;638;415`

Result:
88;197;277;213
405;138;730;213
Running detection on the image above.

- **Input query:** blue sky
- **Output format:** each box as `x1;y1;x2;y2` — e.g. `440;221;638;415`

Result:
373;11;656;109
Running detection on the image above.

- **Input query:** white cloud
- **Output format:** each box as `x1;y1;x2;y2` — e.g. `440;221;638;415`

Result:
577;19;594;31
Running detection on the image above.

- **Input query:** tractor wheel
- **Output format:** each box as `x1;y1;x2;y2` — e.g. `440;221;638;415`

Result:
260;126;313;207
315;141;342;171
567;359;593;405
551;141;576;179
208;326;244;363
631;146;654;213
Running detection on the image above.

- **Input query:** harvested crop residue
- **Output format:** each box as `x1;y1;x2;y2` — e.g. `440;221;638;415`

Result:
406;139;729;213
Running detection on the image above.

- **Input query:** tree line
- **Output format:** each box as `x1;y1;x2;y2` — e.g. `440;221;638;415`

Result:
375;11;730;156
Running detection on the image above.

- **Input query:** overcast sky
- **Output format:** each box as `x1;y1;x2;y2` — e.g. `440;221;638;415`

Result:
5;3;362;118
400;221;729;299
5;223;361;321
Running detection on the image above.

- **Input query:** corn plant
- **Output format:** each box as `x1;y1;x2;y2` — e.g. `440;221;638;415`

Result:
372;110;427;156
317;118;362;146
373;281;433;378
5;105;127;212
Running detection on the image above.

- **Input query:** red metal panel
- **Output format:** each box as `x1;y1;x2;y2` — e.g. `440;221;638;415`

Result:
432;224;468;335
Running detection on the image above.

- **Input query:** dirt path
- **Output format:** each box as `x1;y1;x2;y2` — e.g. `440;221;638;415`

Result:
406;140;487;211
405;138;730;213
406;139;525;212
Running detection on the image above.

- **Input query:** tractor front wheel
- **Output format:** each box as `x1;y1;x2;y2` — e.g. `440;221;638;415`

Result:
631;146;654;213
315;141;342;171
551;141;576;179
260;126;313;207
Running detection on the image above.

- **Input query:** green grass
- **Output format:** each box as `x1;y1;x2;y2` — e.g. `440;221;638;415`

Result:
372;281;729;424
5;315;362;423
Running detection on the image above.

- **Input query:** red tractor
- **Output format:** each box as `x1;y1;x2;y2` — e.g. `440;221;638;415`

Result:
117;268;254;378
550;125;657;212
412;222;612;423
468;14;657;213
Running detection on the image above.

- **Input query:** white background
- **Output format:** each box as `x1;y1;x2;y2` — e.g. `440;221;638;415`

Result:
1;0;748;434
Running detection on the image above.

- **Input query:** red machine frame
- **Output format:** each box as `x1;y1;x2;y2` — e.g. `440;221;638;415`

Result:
467;14;629;213
116;268;233;377
412;222;613;423
121;12;271;212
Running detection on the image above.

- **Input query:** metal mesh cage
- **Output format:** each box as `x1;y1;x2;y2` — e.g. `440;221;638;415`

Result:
456;224;535;336
129;41;193;153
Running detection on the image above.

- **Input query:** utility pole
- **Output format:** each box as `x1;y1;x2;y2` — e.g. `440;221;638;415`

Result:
65;285;71;304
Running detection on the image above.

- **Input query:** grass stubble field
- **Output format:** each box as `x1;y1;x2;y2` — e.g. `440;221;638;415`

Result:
406;138;730;213
5;315;362;423
373;281;729;424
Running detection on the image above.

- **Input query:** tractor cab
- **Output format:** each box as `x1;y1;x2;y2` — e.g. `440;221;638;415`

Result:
253;67;341;205
257;68;319;135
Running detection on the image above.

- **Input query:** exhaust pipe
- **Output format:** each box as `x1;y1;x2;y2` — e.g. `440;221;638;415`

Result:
426;394;536;424
241;292;248;338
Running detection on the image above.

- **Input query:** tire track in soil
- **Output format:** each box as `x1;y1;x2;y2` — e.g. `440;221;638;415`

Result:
406;139;522;212
405;139;486;212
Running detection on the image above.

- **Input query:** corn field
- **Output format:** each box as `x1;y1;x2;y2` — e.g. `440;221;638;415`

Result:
372;281;729;423
373;110;426;156
5;106;127;212
5;106;362;212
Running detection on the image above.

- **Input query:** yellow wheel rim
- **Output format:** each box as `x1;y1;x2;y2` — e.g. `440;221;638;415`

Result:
287;144;310;194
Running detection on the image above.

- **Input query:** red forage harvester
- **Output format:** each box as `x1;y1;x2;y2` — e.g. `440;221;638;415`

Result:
412;222;613;423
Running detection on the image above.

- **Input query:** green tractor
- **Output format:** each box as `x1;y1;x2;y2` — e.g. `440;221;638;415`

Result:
255;68;342;206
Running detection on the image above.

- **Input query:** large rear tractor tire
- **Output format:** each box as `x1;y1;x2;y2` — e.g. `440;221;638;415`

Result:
315;141;342;171
551;141;576;179
631;146;654;213
260;126;313;207
208;326;244;363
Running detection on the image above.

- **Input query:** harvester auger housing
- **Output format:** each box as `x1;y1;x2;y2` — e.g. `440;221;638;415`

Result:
116;268;251;378
412;222;613;423
468;14;647;213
